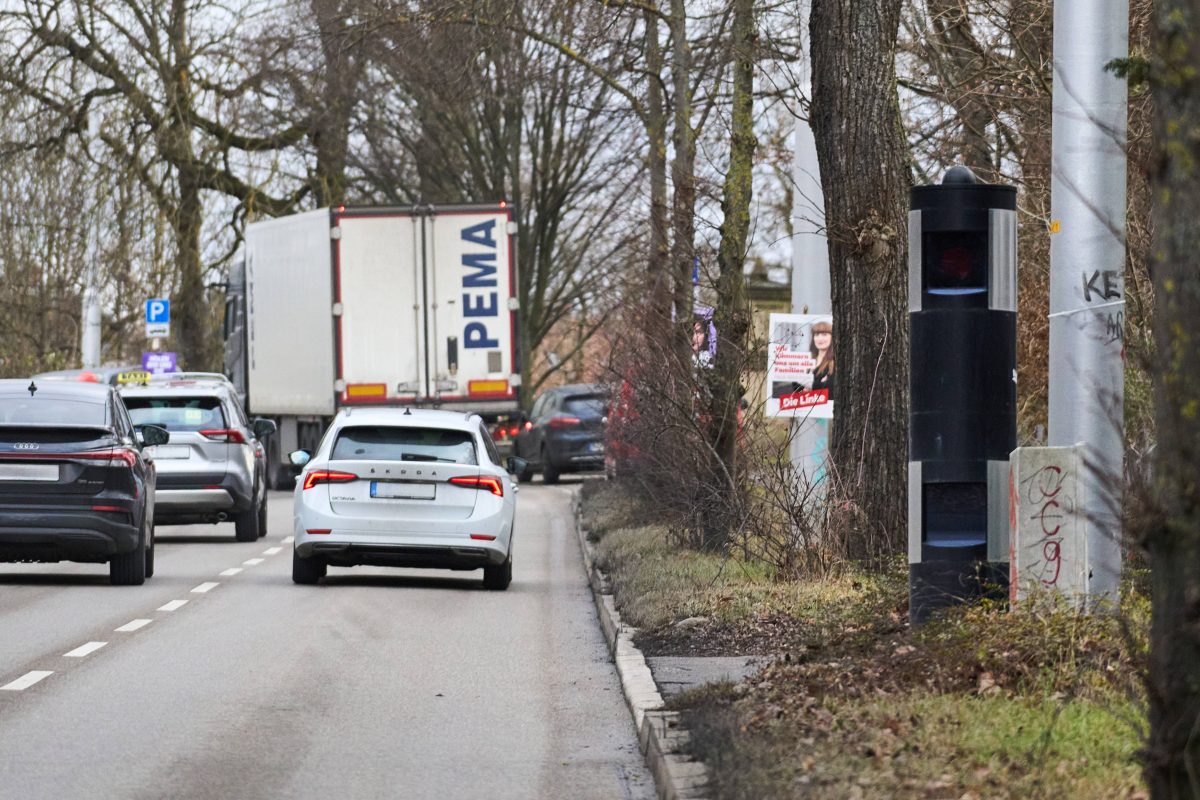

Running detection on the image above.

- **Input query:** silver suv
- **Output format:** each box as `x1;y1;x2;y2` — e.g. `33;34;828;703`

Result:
119;379;276;541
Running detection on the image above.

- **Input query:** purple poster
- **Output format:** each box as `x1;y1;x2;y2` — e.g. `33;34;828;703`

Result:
142;351;178;375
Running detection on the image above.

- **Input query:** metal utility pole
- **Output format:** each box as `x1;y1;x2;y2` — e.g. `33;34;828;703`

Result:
80;265;101;369
1048;0;1127;600
789;0;831;485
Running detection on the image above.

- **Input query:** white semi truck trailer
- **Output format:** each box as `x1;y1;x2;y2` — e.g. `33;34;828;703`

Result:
224;204;521;487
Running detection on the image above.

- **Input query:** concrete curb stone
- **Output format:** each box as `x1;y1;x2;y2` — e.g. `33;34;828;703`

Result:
573;493;713;800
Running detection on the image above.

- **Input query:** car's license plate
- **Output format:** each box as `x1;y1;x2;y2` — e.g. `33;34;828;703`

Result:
0;464;59;481
371;481;436;500
149;446;190;459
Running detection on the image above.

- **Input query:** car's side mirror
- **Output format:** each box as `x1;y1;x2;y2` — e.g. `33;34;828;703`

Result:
506;456;528;476
139;424;170;447
289;450;311;467
253;418;278;439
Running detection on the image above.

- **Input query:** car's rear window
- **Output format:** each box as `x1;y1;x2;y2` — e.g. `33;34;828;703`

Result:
123;396;226;431
563;395;606;416
331;426;477;465
0;396;108;426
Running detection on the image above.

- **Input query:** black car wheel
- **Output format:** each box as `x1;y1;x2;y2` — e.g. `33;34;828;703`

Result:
482;555;512;590
292;550;326;584
234;502;260;542
110;528;147;586
256;494;268;538
541;449;560;485
144;524;155;579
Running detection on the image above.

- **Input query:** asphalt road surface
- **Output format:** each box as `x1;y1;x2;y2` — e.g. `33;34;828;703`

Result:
0;482;652;800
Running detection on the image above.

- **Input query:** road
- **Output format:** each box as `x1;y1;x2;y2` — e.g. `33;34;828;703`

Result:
0;482;652;800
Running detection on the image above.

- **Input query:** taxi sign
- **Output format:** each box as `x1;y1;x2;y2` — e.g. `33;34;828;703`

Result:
117;370;151;385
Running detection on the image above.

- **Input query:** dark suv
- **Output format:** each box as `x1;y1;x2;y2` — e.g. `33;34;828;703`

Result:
0;379;167;584
513;384;607;484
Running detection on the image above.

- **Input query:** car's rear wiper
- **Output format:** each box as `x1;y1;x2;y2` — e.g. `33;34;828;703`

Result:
400;453;455;463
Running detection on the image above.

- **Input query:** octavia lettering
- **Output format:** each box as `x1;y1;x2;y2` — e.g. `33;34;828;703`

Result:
461;219;500;349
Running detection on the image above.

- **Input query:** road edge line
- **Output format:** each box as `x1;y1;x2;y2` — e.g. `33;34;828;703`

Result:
572;489;712;800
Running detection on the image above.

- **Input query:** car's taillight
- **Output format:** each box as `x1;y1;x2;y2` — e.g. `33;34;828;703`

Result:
448;475;504;497
0;449;136;467
492;428;507;441
508;424;520;436
199;428;247;444
302;469;358;491
548;415;581;429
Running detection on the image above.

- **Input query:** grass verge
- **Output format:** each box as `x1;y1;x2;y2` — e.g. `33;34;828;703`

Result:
580;480;1149;798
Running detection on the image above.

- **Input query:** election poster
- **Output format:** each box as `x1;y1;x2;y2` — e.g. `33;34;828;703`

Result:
765;313;834;419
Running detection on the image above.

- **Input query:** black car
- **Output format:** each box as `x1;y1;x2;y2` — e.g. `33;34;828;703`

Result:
0;379;168;585
513;384;607;484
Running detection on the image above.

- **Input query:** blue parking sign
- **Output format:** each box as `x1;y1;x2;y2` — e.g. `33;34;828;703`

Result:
146;299;170;324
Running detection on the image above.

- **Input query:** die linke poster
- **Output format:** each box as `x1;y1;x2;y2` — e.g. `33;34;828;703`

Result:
765;313;834;420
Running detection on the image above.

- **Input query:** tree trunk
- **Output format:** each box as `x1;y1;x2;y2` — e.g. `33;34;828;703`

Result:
670;0;698;372
705;0;756;551
810;0;910;562
311;0;361;207
1146;4;1200;793
645;6;671;339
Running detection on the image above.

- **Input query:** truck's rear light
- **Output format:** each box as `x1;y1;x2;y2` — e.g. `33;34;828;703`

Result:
548;416;581;429
199;429;247;444
448;475;504;497
302;469;358;491
470;534;497;541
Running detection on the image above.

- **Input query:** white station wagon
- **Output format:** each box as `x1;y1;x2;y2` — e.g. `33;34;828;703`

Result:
289;407;523;589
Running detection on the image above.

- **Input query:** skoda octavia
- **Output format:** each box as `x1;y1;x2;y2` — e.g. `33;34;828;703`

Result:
290;408;522;589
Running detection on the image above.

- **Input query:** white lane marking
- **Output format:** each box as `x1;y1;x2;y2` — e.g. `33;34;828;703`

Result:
282;536;294;544
263;547;282;555
64;641;107;658
115;619;152;633
191;582;219;594
219;567;243;577
158;599;188;612
1;671;53;691
243;558;264;566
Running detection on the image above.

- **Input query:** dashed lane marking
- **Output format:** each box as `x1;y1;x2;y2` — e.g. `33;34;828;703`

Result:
219;567;243;577
64;642;107;658
158;600;188;612
1;671;53;691
242;558;264;566
263;547;282;555
115;619;152;633
191;582;219;594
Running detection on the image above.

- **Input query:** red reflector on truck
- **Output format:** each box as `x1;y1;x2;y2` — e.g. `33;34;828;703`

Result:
448;475;504;497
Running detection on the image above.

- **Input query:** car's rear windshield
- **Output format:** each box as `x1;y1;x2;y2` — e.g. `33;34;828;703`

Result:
123;396;226;431
563;395;606;416
331;426;477;465
0;396;108;426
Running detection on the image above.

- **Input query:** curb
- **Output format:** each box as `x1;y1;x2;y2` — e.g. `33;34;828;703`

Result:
574;495;712;800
